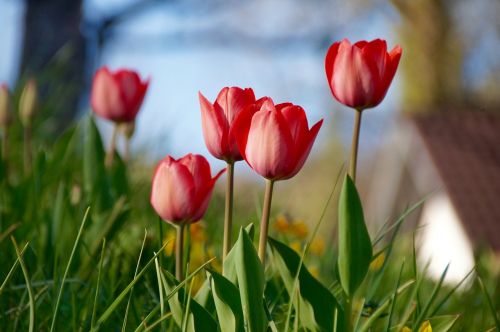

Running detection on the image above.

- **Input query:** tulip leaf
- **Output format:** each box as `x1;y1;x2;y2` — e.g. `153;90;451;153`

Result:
338;174;372;297
426;315;459;332
269;237;345;332
223;223;255;284
162;270;218;332
207;269;245;332
234;228;268;332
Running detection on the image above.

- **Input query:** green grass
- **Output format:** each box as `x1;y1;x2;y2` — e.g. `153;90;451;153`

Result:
0;114;499;331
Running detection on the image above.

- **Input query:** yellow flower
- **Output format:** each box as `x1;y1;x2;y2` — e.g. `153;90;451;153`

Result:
190;222;207;242
369;252;386;271
401;321;432;332
290;220;309;239
310;236;325;256
163;230;176;257
274;215;290;233
309;265;320;278
418;321;432;332
290;241;302;254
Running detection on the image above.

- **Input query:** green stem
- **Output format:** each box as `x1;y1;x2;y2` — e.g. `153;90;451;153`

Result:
124;137;131;163
23;124;32;175
349;110;363;183
176;224;185;280
2;124;8;162
158;218;164;268
223;162;235;264
105;124;118;168
258;179;274;265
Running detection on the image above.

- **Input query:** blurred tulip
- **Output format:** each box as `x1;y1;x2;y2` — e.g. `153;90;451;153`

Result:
232;98;323;181
150;153;224;224
0;84;12;162
91;67;149;123
199;87;256;162
0;84;12;127
325;39;402;110
19;78;38;127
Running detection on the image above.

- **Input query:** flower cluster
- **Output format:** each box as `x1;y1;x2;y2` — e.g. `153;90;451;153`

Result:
87;38;401;280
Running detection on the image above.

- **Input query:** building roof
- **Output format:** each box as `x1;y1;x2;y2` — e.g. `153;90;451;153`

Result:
412;111;500;251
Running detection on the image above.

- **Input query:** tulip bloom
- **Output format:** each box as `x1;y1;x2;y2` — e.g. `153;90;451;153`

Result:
232;98;322;264
199;87;256;162
325;39;402;110
91;67;149;123
150;153;224;224
232;98;323;181
199;87;257;263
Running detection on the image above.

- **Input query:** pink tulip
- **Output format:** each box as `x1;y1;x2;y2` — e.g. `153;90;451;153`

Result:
150;153;224;224
91;67;149;123
232;98;323;181
199;87;256;162
325;39;402;110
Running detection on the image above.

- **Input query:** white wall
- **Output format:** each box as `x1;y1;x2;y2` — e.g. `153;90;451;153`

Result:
418;193;475;284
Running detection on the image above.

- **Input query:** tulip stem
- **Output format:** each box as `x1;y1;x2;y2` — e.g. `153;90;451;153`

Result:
349;110;363;183
105;124;118;169
1;124;8;162
258;179;274;265
23;124;32;175
124;137;131;163
175;224;185;280
222;162;235;265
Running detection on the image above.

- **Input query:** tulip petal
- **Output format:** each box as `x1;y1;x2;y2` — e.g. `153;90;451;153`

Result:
279;104;309;145
191;167;226;222
199;92;230;160
151;158;196;222
231;102;262;160
91;68;125;121
287;119;323;179
333;40;376;109
179;153;212;195
244;106;294;179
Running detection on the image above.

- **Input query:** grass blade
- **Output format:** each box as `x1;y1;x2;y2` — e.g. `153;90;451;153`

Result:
0;241;29;296
122;231;148;332
50;206;90;332
12;237;35;332
91;239;106;330
478;276;500;331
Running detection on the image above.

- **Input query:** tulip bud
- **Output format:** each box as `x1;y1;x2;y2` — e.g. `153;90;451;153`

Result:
91;67;149;123
150;154;225;224
325;39;402;110
0;84;12;127
199;87;256;162
232;98;323;181
19;78;38;127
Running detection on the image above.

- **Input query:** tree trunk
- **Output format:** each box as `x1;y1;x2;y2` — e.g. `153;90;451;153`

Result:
20;0;85;133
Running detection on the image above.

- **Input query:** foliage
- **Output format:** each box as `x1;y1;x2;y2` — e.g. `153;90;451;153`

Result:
0;115;499;331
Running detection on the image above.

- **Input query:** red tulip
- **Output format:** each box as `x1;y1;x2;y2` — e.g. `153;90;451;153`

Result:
150;153;224;224
232;98;323;181
325;39;402;110
199;87;256;162
91;67;149;123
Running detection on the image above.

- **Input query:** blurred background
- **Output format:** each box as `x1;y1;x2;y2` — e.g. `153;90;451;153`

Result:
1;0;500;282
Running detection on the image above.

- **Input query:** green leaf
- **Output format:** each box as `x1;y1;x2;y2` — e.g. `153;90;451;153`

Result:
207;269;245;332
234;228;267;332
269;237;344;332
338;174;372;296
162;271;218;332
223;223;255;285
427;315;460;332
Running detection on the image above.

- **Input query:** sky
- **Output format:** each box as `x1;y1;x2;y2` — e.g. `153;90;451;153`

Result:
0;0;404;171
